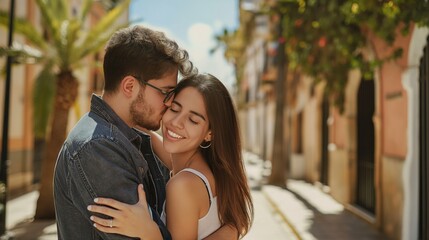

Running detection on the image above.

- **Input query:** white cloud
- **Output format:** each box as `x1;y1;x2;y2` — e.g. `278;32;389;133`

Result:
186;23;236;91
213;20;225;33
134;22;187;49
188;23;213;47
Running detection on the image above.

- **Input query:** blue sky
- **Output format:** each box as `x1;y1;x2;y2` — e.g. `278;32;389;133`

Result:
129;0;239;90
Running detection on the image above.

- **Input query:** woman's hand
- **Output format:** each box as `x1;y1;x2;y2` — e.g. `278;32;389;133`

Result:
87;184;162;240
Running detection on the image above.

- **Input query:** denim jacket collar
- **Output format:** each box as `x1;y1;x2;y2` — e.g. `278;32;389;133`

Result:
90;94;142;147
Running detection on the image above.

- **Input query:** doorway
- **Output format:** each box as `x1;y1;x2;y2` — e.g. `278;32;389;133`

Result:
356;78;376;214
320;94;330;186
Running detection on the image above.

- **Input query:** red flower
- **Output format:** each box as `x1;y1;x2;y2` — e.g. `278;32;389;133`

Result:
294;19;303;27
318;37;327;47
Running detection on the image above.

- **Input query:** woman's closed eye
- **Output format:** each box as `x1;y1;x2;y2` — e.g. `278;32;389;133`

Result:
189;117;199;125
169;107;179;113
169;102;182;112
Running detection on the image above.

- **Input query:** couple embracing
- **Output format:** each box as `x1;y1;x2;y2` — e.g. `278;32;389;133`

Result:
53;25;253;240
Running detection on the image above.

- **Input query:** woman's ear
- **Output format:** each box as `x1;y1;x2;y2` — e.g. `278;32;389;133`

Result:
204;131;212;142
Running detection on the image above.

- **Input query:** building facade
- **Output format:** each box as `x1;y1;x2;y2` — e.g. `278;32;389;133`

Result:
237;1;429;239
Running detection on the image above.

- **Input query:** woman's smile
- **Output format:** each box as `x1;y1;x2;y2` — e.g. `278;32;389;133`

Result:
166;129;184;139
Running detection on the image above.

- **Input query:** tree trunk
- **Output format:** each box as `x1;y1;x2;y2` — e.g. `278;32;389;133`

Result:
32;137;45;184
268;14;288;187
35;71;78;219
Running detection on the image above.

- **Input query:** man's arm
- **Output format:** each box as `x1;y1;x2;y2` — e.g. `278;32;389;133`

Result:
203;224;238;240
68;138;156;239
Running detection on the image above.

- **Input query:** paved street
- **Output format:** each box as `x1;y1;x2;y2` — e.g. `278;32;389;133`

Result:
243;190;298;240
243;152;298;240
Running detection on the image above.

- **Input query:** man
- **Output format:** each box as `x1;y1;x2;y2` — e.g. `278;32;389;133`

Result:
53;25;193;240
54;25;237;240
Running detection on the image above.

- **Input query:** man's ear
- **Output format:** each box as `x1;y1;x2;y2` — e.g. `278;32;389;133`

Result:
121;76;139;98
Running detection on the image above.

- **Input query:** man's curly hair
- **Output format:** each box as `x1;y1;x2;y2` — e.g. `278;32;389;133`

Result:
103;25;197;92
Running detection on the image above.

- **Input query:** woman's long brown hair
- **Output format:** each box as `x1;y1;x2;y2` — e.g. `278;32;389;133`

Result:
174;74;254;237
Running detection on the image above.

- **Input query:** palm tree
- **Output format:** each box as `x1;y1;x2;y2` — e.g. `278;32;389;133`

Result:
0;0;131;219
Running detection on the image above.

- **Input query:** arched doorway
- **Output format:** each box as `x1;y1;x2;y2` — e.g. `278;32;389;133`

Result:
418;35;429;240
320;93;330;186
356;78;376;214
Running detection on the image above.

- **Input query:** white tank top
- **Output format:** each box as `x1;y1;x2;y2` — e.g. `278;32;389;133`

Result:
161;168;221;239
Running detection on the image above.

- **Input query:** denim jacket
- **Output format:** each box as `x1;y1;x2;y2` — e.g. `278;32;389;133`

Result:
54;94;171;240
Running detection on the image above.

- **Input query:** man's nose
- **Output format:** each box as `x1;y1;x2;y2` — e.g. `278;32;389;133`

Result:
164;97;173;107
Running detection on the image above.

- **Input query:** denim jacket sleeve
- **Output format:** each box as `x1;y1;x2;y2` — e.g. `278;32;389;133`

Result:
148;205;171;240
67;136;170;239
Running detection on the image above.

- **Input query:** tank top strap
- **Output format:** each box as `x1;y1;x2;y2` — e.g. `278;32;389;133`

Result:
179;168;214;200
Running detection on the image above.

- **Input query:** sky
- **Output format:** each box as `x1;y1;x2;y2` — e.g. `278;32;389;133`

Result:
129;0;239;90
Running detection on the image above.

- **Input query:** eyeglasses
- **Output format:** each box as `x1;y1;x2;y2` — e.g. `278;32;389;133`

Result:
133;76;175;103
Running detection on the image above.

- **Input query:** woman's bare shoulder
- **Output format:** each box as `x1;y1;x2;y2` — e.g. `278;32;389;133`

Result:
167;171;202;191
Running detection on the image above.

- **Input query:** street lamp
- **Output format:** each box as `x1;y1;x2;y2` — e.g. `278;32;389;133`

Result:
0;0;15;238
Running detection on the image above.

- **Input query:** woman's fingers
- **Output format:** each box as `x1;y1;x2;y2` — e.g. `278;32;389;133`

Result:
93;197;125;210
88;186;156;239
137;184;148;208
87;204;118;218
90;215;113;228
92;222;119;234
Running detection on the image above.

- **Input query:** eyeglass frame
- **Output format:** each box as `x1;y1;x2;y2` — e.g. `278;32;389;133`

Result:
132;75;176;103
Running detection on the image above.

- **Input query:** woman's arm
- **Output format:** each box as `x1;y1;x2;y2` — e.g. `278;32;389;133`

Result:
88;185;163;240
135;127;172;170
165;175;200;240
149;130;172;170
203;224;238;240
88;176;203;240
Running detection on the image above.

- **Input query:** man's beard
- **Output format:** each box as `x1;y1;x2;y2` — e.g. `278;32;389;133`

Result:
130;92;162;131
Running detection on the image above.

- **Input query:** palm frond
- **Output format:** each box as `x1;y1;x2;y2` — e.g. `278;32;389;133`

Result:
51;0;70;20
56;19;82;69
33;62;56;138
0;11;47;50
77;0;130;53
36;0;62;50
40;0;70;20
0;43;44;64
72;22;129;65
66;18;83;60
79;0;94;22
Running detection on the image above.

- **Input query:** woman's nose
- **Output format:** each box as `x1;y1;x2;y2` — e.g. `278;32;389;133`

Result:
170;114;184;129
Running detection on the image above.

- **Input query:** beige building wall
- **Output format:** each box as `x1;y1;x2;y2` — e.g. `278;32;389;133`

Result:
330;70;360;205
381;156;404;238
315;29;412;238
302;84;323;183
324;26;417;239
369;27;413;239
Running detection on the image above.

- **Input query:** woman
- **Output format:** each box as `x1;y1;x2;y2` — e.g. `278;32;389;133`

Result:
88;73;253;239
